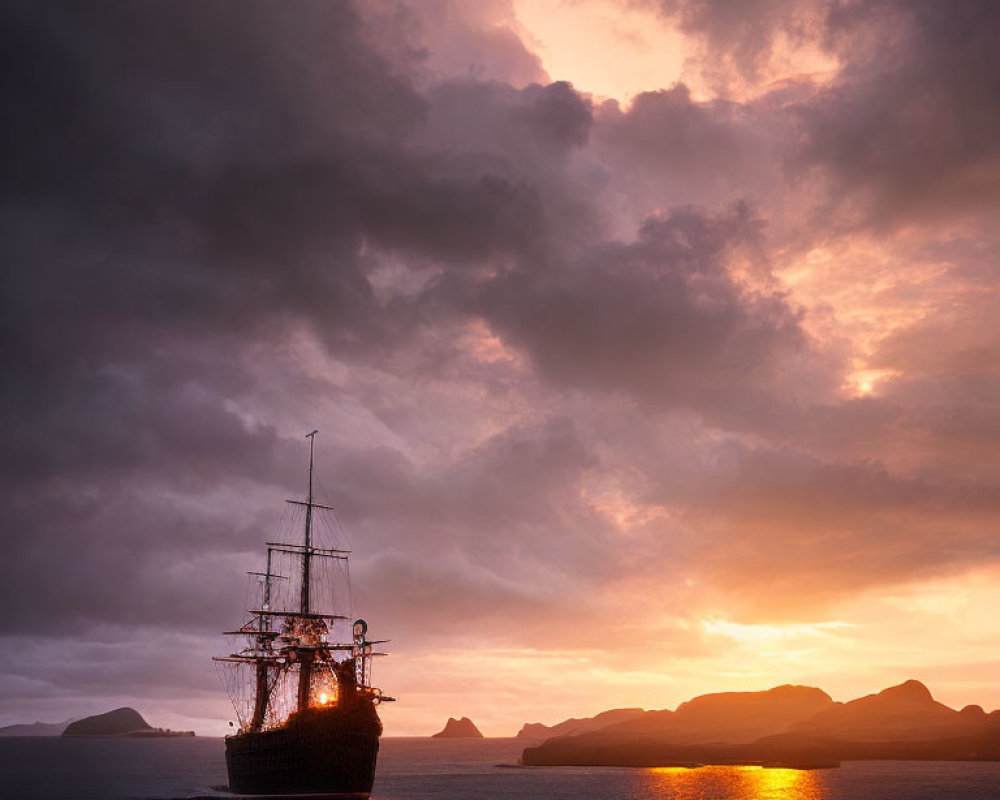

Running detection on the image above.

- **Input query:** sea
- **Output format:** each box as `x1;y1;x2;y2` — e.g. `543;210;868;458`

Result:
2;736;1000;800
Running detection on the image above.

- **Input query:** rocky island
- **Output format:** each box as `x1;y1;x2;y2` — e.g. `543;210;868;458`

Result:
62;707;194;737
432;717;484;738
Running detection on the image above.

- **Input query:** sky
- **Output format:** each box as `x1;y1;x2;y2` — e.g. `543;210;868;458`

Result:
2;0;999;737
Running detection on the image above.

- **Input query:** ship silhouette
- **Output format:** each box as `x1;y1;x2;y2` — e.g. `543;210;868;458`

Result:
214;431;393;797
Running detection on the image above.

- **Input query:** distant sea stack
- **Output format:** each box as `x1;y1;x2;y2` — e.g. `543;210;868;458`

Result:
432;717;484;738
62;707;152;737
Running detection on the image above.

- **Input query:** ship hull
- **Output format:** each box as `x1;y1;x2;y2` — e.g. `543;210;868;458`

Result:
225;711;380;797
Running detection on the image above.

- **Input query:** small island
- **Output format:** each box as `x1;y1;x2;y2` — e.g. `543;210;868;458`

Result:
62;707;194;737
432;716;484;738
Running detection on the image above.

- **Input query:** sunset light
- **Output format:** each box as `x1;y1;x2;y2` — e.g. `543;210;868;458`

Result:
701;619;851;648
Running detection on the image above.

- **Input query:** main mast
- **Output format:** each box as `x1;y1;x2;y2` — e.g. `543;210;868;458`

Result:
300;429;317;614
296;429;319;711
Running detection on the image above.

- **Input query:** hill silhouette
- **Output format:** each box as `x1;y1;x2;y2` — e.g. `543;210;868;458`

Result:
786;679;984;741
0;718;74;737
522;680;1000;768
613;685;834;745
518;708;645;739
62;707;151;736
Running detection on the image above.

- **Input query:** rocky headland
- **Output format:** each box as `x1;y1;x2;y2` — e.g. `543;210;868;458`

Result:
521;680;1000;768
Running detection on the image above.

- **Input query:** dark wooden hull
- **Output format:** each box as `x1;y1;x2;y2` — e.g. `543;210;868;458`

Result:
225;707;380;796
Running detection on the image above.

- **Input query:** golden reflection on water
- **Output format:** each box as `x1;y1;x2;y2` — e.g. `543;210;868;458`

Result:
641;765;825;800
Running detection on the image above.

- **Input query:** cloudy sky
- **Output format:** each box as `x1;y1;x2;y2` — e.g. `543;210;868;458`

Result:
2;0;999;736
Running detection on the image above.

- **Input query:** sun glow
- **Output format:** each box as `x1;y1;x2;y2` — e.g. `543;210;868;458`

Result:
844;367;900;397
702;619;850;647
512;0;686;103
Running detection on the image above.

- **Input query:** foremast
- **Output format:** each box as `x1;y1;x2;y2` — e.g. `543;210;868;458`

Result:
249;548;278;732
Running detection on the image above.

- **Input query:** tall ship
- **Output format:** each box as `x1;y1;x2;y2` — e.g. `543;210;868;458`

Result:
214;431;392;797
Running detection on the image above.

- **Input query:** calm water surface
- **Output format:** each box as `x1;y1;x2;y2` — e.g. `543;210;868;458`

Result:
2;736;999;800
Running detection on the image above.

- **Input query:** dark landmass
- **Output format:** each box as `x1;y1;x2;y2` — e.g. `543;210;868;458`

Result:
522;680;1000;768
432;716;484;738
60;706;193;737
0;719;73;737
518;708;645;739
615;684;835;745
788;679;985;741
63;707;152;736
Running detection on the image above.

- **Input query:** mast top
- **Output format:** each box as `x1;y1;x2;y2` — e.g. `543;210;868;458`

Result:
300;429;319;616
306;429;318;504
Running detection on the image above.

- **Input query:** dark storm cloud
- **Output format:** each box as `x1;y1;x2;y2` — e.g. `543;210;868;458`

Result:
475;203;806;408
0;0;412;484
1;480;268;636
403;0;548;87
316;417;613;614
0;0;895;645
0;1;415;675
4;0;1000;732
421;78;593;163
795;0;1000;229
645;0;1000;228
0;1;653;696
653;0;827;85
0;1;583;495
596;85;773;195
